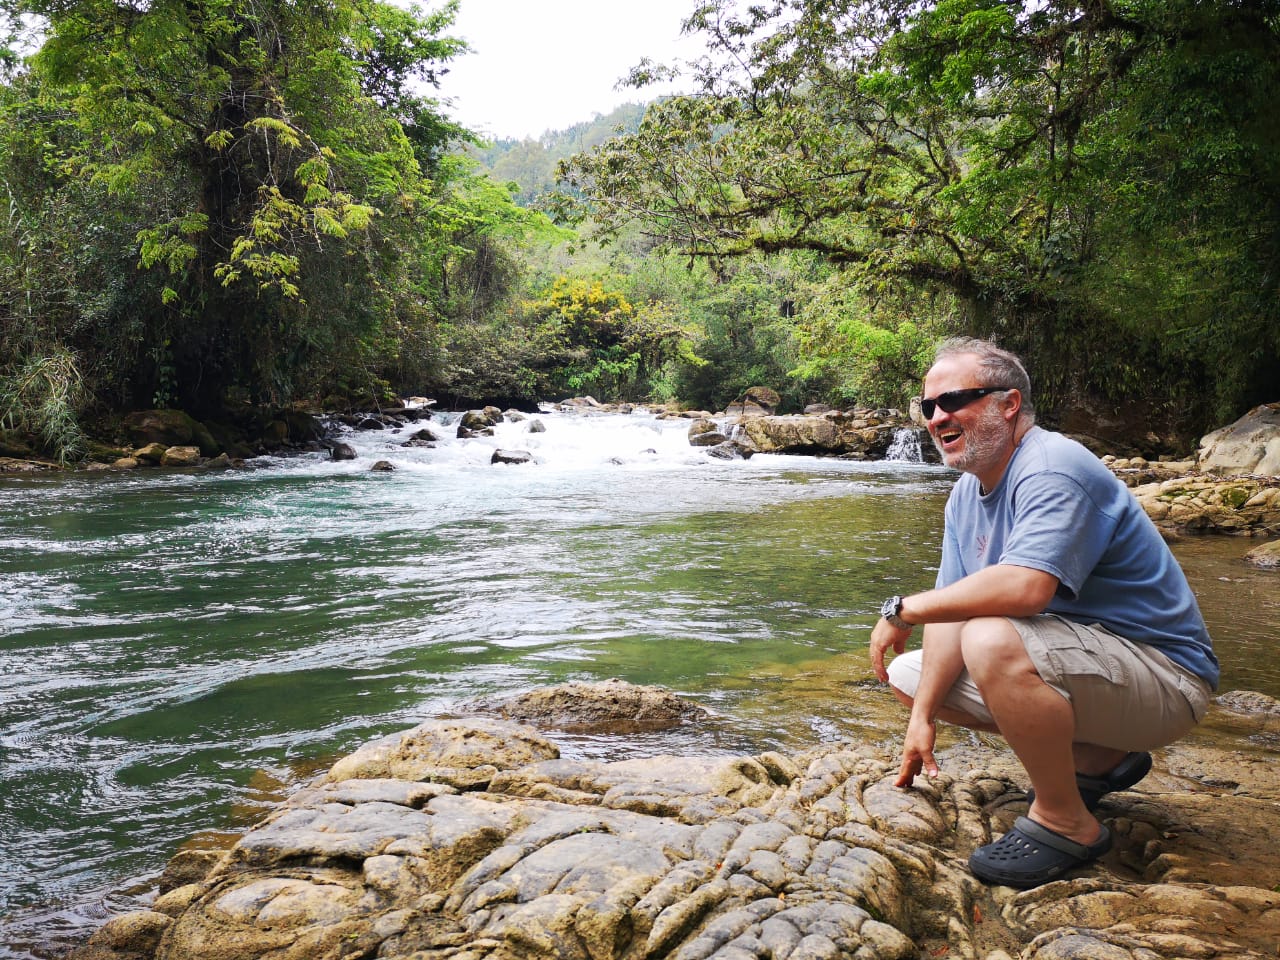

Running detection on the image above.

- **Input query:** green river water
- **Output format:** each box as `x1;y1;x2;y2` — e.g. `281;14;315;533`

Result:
1;410;1276;958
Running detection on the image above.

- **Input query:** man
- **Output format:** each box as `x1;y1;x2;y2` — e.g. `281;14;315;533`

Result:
869;337;1218;888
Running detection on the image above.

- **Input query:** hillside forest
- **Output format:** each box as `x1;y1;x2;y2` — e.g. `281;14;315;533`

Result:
1;0;1277;463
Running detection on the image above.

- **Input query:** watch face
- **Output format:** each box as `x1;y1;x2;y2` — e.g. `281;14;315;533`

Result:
881;597;898;618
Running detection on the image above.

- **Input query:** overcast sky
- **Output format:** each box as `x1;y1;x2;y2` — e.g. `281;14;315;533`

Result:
441;0;704;140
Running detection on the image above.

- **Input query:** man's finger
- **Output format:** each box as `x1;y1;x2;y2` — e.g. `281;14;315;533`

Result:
870;640;887;681
894;755;921;788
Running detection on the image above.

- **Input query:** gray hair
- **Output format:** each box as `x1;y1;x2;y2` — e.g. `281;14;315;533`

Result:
933;337;1036;421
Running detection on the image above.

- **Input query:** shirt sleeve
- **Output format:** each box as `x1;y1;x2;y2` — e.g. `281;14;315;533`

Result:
997;470;1122;600
936;493;967;588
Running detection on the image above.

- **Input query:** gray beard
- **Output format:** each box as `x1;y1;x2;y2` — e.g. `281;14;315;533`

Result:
933;404;1010;476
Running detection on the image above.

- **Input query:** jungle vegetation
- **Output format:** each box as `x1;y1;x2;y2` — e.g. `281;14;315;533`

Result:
1;0;1277;462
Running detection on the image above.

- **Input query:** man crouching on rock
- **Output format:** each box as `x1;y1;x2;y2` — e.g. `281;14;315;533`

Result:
869;337;1219;889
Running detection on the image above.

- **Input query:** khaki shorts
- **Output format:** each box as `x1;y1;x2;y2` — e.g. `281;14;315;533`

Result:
885;614;1212;751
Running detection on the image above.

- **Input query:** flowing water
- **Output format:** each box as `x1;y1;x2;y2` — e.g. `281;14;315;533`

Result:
1;409;1277;957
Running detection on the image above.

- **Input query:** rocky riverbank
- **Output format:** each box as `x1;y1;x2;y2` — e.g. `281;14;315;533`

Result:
69;680;1280;960
721;402;1280;560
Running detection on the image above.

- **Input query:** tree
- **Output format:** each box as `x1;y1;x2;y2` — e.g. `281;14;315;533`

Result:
562;0;1280;431
1;0;471;418
516;275;696;401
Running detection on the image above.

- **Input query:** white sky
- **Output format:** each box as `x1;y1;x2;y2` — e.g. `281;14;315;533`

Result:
440;0;704;140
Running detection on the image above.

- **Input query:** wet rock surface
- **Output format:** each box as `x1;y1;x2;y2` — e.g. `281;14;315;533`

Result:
734;410;914;460
1125;472;1280;537
461;678;710;733
70;683;1280;960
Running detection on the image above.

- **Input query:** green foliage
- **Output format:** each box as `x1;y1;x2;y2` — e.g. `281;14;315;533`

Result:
790;274;941;409
644;256;811;412
562;0;1280;432
0;0;485;418
0;346;86;462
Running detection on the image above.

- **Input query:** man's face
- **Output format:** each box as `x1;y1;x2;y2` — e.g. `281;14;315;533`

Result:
921;355;1016;477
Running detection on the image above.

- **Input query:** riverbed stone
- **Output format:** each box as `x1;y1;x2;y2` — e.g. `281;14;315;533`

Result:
123;410;219;457
491;449;534;465
160;445;201;466
1127;474;1280;535
1244;539;1280;568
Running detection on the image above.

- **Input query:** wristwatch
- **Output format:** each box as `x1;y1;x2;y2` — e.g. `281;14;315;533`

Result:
880;595;911;630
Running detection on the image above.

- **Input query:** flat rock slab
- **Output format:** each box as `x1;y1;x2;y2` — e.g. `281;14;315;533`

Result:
74;701;1280;960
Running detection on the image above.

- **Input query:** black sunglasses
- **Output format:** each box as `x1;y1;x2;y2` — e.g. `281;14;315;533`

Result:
919;387;1013;419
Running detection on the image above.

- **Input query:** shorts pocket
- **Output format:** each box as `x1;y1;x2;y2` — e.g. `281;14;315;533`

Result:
1176;672;1211;723
1039;621;1130;686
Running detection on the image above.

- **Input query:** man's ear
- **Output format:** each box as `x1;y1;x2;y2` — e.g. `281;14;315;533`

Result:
1003;389;1023;421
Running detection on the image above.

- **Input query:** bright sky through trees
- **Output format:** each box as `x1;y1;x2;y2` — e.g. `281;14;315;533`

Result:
444;0;700;140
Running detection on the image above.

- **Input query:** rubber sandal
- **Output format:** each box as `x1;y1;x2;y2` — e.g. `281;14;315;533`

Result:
969;816;1112;888
1025;750;1152;811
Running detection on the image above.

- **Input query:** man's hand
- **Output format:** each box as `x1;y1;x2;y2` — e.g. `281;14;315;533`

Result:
869;617;912;682
896;714;939;787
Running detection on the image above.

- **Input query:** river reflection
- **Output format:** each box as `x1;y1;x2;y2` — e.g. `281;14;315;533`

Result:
0;411;1276;958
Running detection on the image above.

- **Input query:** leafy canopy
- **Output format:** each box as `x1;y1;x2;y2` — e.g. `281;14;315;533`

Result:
562;0;1280;428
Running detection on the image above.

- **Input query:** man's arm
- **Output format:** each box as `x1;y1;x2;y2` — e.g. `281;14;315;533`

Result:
895;621;965;785
870;562;1058;681
903;562;1059;625
870;563;1060;786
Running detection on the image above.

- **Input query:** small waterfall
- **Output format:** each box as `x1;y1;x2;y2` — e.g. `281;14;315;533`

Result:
885;427;925;463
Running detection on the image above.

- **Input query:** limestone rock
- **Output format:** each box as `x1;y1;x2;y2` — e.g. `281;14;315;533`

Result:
327;717;559;786
405;425;446;444
464;679;709;732
491;449;534;465
1128;475;1280;535
123;410;219;457
735;411;906;459
690;430;730;447
329;441;357;461
1197;401;1280;477
725;387;781;419
706;440;755;460
160;446;201;467
68;702;1280;960
1244;539;1280;569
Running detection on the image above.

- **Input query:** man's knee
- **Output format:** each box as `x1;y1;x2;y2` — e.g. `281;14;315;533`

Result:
959;616;1029;678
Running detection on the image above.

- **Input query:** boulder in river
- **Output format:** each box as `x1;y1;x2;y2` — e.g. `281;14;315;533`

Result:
463;678;709;732
159;446;201;467
329;442;357;461
736;410;905;459
1197;402;1280;477
491;449;534;465
123;410;220;457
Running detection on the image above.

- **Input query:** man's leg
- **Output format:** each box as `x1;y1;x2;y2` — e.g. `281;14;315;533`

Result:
886;621;1002;733
885;619;1132;785
959;616;1108;845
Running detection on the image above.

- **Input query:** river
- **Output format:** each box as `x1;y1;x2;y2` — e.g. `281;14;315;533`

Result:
1;408;1276;958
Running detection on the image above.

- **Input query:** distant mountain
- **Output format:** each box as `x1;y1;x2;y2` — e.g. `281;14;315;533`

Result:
463;102;648;205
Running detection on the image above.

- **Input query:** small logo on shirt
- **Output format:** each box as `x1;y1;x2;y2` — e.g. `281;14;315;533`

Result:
975;534;989;559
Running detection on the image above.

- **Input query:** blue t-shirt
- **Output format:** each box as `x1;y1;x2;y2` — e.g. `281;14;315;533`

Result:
938;427;1219;689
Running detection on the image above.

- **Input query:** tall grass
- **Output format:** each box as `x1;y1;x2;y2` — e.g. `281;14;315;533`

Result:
0;348;87;464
